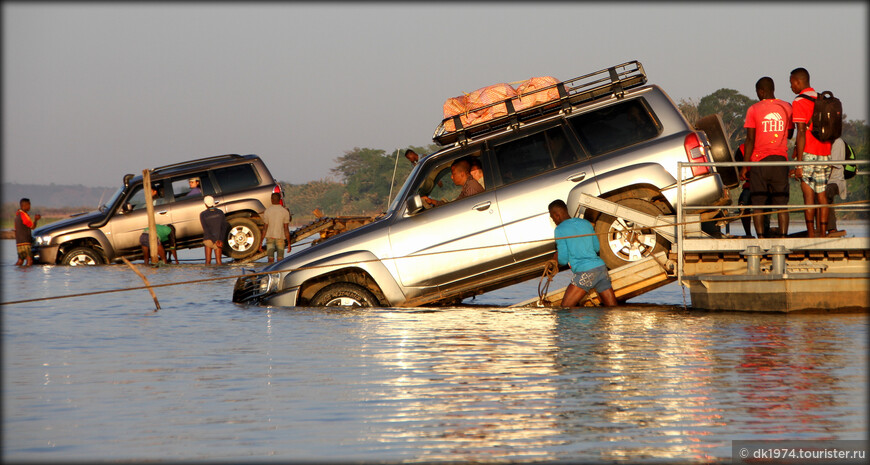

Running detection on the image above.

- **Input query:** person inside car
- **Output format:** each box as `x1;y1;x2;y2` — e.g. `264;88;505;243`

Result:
185;178;202;197
421;158;484;207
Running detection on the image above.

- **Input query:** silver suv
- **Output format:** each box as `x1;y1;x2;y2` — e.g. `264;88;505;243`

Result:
32;154;282;265
233;61;735;307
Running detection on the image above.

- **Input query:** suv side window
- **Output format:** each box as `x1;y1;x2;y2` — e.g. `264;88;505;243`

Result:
567;98;660;156
124;181;168;211
213;164;260;194
169;171;215;201
493;126;577;185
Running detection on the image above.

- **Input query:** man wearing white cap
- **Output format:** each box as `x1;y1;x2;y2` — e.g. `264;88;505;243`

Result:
200;195;229;265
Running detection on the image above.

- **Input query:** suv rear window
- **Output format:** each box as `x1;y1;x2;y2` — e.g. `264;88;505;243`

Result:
213;164;260;194
493;126;579;185
568;98;660;156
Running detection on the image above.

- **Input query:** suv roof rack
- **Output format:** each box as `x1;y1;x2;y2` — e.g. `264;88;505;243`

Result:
151;154;248;173
433;60;647;146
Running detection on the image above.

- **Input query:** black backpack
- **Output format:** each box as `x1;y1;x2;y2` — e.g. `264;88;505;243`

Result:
797;91;843;142
843;140;857;180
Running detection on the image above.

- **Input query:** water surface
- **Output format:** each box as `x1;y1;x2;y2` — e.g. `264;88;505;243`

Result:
2;240;866;462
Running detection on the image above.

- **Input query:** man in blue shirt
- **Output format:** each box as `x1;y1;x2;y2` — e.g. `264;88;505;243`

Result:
548;199;618;307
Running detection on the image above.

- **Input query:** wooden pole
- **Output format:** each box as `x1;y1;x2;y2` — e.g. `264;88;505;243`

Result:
142;169;159;264
120;257;161;311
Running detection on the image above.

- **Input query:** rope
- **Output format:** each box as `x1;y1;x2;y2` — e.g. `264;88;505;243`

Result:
537;260;558;307
3;200;867;307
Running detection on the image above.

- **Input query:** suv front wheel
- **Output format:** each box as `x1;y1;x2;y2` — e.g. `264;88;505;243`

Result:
594;198;669;270
310;283;380;307
224;217;262;260
61;247;105;266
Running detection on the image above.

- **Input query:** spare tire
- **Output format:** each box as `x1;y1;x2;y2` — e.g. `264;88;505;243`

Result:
695;114;738;189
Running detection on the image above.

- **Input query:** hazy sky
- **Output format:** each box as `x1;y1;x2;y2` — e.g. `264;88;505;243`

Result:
3;2;867;188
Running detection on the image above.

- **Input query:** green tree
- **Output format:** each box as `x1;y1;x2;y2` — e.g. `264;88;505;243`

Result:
331;145;439;212
697;88;754;148
677;98;700;126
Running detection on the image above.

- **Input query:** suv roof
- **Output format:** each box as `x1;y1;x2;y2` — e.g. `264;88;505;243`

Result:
125;154;262;184
434;60;647;146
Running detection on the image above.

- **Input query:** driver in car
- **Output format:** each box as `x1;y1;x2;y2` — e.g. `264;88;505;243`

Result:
421;158;483;207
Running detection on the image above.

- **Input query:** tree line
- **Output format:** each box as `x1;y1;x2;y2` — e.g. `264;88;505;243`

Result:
282;88;869;224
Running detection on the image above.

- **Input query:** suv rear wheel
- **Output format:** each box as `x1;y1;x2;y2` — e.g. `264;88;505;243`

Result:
61;247;105;266
310;283;380;307
594;198;669;269
224;217;262;260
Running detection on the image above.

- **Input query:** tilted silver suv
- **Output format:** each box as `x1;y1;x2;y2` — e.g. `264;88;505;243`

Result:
32;154;282;265
233;61;735;307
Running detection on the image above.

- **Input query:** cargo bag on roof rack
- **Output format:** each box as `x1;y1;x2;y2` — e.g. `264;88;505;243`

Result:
513;76;560;111
443;83;517;132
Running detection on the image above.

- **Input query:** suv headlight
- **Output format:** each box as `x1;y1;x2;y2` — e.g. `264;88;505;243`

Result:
35;235;53;246
258;273;281;295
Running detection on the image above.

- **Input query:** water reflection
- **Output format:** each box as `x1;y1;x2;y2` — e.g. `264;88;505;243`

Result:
2;238;866;462
349;307;865;462
358;308;562;462
736;318;856;437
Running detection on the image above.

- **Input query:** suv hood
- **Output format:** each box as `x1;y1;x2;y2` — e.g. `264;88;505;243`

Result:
262;215;388;273
33;210;105;236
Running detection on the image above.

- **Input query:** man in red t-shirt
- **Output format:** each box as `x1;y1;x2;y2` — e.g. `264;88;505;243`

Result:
741;77;793;238
790;67;833;237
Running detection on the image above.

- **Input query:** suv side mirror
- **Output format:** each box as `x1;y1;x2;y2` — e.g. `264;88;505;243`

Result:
406;194;424;216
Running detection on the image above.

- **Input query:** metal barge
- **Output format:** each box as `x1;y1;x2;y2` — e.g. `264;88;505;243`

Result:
517;159;869;312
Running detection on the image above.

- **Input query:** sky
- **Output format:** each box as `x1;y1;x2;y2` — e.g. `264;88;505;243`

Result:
3;2;867;189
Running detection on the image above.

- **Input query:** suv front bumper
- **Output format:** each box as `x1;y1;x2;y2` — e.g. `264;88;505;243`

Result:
31;245;58;265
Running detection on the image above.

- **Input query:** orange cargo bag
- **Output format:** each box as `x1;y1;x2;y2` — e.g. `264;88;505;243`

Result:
513;76;560;111
442;83;518;132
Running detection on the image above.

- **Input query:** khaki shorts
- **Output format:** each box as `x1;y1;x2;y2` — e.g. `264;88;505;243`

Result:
17;243;33;260
203;239;221;251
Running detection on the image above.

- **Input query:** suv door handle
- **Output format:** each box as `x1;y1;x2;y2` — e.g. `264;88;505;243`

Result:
157;210;168;215
567;172;586;182
473;201;491;211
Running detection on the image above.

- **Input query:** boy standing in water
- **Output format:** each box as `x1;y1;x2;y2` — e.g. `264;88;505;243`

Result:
14;198;41;267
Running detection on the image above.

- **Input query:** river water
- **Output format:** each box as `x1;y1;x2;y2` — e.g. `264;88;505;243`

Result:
2;236;867;462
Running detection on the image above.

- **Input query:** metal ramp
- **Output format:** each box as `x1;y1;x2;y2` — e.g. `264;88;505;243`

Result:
512;251;675;307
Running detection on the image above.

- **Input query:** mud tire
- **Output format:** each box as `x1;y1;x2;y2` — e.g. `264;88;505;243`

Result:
310;283;380;307
61;247;105;266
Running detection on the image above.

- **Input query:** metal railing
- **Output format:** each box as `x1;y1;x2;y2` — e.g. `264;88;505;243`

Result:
675;159;870;285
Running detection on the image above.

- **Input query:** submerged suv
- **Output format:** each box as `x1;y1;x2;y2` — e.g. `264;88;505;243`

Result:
32;154;282;265
234;61;735;307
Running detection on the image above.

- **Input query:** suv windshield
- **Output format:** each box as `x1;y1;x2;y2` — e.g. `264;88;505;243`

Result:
101;185;126;213
387;162;424;214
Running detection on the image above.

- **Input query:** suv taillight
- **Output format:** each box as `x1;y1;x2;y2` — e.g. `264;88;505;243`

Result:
273;184;284;206
684;133;711;176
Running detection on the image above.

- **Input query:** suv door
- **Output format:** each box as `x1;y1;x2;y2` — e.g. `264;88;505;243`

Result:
165;171;217;240
109;180;172;255
388;151;511;288
492;123;599;262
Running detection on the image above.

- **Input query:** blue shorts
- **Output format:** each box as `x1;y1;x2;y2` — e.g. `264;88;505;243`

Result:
570;265;612;292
